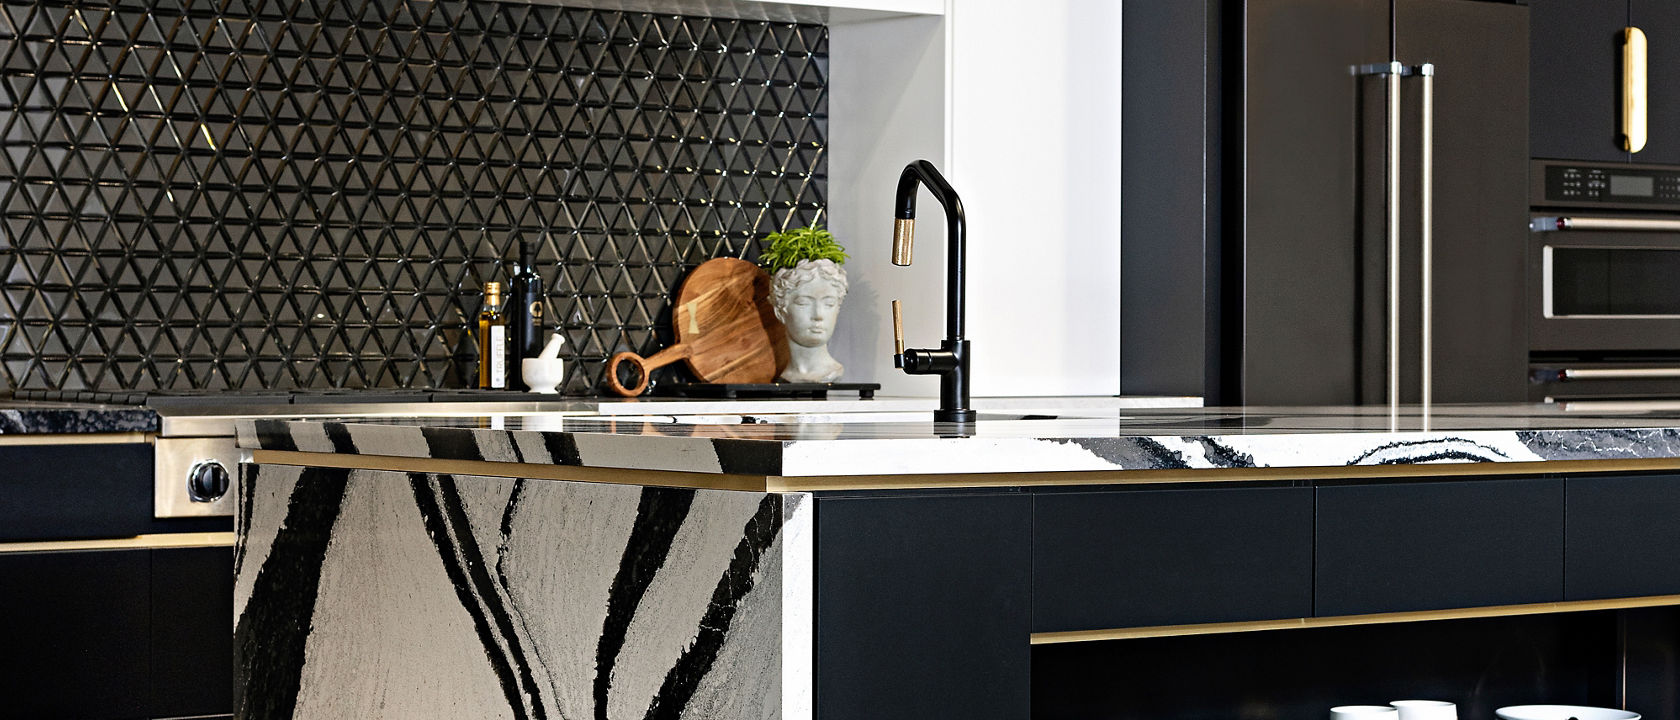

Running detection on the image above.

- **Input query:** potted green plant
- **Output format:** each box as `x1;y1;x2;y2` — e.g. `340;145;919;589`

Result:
760;225;849;383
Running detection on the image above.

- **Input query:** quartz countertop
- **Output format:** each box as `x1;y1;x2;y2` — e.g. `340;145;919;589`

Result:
235;403;1680;478
0;401;159;434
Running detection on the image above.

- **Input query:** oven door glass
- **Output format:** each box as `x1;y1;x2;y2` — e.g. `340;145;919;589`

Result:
1530;229;1680;352
1548;247;1680;317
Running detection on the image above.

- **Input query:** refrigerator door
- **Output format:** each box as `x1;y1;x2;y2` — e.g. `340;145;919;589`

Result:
1395;0;1528;404
1242;0;1388;405
1236;0;1528;405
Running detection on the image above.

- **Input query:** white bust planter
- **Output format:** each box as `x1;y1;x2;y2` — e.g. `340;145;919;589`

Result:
770;259;848;383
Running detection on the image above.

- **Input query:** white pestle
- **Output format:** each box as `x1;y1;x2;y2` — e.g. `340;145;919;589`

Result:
538;333;565;360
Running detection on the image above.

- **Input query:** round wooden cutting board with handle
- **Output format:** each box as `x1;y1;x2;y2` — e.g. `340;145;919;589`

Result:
605;258;788;396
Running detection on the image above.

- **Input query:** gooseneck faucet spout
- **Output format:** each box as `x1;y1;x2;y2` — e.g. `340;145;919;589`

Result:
890;160;976;424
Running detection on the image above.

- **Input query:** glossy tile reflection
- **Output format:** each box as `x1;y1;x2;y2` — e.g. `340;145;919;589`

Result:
0;0;828;392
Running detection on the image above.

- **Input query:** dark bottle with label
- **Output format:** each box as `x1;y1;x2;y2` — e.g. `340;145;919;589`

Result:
509;239;545;391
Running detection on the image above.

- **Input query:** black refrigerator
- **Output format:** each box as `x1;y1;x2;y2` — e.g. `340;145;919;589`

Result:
1210;0;1530;405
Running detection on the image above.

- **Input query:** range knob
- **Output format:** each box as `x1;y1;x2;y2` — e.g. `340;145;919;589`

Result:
187;461;230;503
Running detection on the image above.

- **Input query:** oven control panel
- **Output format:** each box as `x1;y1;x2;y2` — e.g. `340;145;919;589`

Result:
1535;160;1680;210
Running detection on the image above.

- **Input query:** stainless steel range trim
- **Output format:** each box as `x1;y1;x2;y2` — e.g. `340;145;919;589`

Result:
154;436;240;519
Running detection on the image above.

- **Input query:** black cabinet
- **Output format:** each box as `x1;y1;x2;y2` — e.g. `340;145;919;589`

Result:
1532;0;1680;164
1119;1;1212;397
151;546;235;718
1031;486;1313;632
0;546;234;719
0;549;151;719
1565;474;1680;601
815;492;1032;720
1316;478;1565;617
0;443;153;542
1633;0;1680;165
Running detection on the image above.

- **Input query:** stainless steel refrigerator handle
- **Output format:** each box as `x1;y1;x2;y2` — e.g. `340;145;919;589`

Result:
1414;63;1435;416
1354;61;1410;413
1359;61;1432;414
1558;367;1680;381
1532;217;1680;232
1387;67;1402;410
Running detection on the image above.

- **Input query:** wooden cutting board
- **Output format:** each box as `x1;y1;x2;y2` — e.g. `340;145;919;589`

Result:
605;258;787;396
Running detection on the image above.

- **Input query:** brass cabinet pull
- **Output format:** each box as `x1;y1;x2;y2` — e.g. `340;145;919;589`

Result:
1623;26;1649;153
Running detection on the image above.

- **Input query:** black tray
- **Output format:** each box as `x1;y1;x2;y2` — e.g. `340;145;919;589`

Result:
662;382;880;399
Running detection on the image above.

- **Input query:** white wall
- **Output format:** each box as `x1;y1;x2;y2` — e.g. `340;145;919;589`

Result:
947;0;1123;397
827;14;950;397
827;0;1124;398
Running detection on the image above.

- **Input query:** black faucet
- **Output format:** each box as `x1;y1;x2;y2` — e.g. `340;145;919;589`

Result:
891;160;976;424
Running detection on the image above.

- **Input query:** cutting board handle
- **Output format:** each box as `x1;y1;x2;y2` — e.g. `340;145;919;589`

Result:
605;344;694;397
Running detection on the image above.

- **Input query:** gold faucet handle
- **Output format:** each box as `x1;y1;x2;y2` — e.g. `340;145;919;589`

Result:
891;299;905;354
892;219;914;266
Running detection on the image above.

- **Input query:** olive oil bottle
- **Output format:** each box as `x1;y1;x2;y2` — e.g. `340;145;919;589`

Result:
477;281;507;389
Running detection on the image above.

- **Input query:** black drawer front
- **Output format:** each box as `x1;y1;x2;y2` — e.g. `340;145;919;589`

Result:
0;545;233;719
1565;474;1680;600
1033;486;1314;632
0;548;152;719
816;493;1032;720
1316;478;1565;617
151;545;235;718
0;443;153;541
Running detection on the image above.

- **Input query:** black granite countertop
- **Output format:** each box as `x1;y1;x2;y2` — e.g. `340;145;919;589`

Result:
236;403;1680;478
0;401;159;434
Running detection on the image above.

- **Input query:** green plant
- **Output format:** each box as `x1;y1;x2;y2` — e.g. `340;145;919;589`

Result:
759;224;847;273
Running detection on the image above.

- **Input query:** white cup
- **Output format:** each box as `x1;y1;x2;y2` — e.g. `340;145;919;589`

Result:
1332;706;1400;720
1392;700;1458;720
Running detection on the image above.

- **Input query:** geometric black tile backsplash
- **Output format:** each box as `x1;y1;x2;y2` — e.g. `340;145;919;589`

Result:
0;0;826;393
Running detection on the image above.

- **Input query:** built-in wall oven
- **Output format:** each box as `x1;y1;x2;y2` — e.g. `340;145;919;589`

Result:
1529;159;1680;408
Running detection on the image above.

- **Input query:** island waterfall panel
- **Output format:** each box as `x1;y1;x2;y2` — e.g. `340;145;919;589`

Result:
234;464;812;719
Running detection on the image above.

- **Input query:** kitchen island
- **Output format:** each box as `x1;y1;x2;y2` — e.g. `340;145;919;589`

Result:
233;405;1680;720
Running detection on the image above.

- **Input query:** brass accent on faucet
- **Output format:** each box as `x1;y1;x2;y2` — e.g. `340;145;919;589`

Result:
891;299;905;355
1623;26;1649;153
892;218;915;266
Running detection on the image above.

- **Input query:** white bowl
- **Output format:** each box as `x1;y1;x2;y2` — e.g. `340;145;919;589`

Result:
522;358;565;394
1331;706;1399;720
1495;706;1640;720
1391;700;1457;720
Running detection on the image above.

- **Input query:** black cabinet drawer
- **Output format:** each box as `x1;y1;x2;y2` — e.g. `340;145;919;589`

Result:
0;443;153;541
1032;486;1314;632
0;545;233;720
1316;478;1565;617
151;545;234;718
0;548;152;719
816;493;1032;720
1565;474;1680;600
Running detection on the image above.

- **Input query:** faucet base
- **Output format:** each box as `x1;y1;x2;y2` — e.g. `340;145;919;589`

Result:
934;408;976;424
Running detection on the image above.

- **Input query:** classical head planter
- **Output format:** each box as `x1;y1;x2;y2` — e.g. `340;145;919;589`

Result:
770;258;848;383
